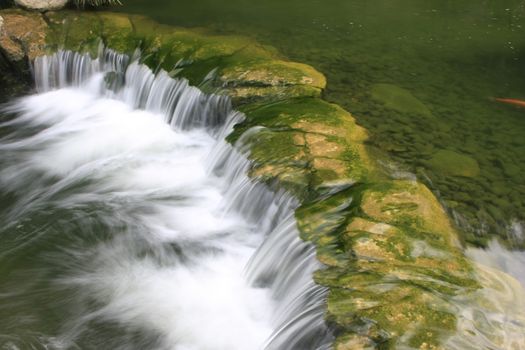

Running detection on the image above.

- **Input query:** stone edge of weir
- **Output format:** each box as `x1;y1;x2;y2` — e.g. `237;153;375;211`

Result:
1;7;523;350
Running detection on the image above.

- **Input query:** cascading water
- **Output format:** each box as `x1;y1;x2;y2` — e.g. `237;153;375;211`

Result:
0;48;333;349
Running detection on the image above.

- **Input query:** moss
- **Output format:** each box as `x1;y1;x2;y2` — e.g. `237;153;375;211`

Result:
360;180;457;241
238;128;311;197
297;179;477;346
426;149;480;178
370;83;432;117
219;57;326;89
38;10;326;101
296;190;353;241
296;175;480;348
326;280;460;349
230;97;374;192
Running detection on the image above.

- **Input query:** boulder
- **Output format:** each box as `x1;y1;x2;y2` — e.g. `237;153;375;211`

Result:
370;83;432;117
14;0;67;11
0;10;48;62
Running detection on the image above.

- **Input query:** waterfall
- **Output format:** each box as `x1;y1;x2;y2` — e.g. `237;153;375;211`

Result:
0;47;333;349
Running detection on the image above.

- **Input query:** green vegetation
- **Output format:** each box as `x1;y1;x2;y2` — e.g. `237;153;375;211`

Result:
1;8;524;348
426;149;480;178
370;83;432;117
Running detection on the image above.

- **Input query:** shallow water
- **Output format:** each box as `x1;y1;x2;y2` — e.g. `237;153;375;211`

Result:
0;49;332;349
114;0;525;248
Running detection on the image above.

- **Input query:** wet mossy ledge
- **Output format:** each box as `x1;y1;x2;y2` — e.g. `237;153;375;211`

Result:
1;8;524;350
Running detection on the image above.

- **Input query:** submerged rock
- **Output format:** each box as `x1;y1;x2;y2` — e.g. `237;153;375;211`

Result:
14;0;67;11
371;83;432;116
427;149;480;178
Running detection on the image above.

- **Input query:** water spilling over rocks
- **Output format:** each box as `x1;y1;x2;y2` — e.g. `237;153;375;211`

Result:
0;48;333;349
0;9;524;349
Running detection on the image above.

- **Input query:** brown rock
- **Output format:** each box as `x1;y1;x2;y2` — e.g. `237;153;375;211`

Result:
0;10;48;62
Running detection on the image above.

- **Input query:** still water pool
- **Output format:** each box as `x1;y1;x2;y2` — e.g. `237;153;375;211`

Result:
115;0;525;248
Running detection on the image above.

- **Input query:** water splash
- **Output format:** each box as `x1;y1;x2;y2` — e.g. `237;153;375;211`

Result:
0;48;332;349
467;240;525;289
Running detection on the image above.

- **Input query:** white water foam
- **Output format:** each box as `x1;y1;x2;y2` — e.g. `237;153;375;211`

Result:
0;49;332;349
467;240;525;288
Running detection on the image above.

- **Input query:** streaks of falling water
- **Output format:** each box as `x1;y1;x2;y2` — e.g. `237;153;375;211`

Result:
0;48;333;349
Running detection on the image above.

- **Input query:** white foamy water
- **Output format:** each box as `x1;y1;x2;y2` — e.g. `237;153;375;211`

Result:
467;240;525;288
0;49;332;349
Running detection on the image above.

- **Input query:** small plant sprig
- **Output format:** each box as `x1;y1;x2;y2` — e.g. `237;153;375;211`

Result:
73;0;123;7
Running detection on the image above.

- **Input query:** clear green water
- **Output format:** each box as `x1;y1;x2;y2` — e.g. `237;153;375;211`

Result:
115;0;525;248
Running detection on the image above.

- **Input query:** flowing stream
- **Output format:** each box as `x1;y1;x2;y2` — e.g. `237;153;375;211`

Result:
0;49;333;350
113;0;525;249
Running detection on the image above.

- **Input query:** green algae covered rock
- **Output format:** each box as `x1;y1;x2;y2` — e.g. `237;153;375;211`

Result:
1;9;324;103
296;180;481;349
37;10;325;104
427;149;480;178
371;83;432;117
231;97;372;198
1;8;523;349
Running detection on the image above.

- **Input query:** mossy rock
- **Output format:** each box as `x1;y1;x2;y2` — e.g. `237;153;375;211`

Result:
233;97;374;193
370;83;432;117
296;178;483;348
0;9;326;104
219;58;325;102
360;180;457;240
427;149;480;178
